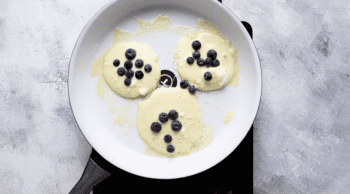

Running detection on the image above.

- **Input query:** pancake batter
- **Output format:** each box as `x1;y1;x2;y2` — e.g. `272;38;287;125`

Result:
175;19;239;91
223;111;234;124
138;87;204;157
104;41;161;98
91;15;193;128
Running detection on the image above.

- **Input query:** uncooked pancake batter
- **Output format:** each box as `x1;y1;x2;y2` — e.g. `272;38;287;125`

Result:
91;16;218;156
91;15;193;128
223;111;234;124
175;19;239;91
104;41;161;98
138;87;204;157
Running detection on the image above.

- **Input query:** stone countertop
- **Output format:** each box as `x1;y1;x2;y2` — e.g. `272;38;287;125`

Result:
0;0;349;193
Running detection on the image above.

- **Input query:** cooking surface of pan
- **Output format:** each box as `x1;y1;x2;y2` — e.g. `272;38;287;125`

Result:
68;0;260;179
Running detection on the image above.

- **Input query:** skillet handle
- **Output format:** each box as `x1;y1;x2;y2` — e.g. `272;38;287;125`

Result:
69;149;112;194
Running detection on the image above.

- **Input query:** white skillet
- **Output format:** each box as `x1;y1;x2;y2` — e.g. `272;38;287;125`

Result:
68;0;260;192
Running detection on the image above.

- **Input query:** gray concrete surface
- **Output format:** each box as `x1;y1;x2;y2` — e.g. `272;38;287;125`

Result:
0;0;350;193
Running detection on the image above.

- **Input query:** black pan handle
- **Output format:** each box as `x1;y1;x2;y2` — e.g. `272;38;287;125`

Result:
69;149;114;194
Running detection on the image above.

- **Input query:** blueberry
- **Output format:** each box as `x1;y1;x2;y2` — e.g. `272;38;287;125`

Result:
151;122;162;133
171;120;182;132
192;40;201;50
207;49;217;60
126;69;134;78
180;80;189;89
117;67;126;76
144;64;152;73
113;59;120;67
124;60;133;70
125;48;136;60
159;112;169;123
168;110;178;120
135;59;144;68
197;58;205;67
204;72;212;81
164;134;172;143
167;145;175;153
188;85;196;94
187;57;194;65
192;51;200;59
212;59;220;67
124;78;132;86
204;57;213;67
135;71;144;80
